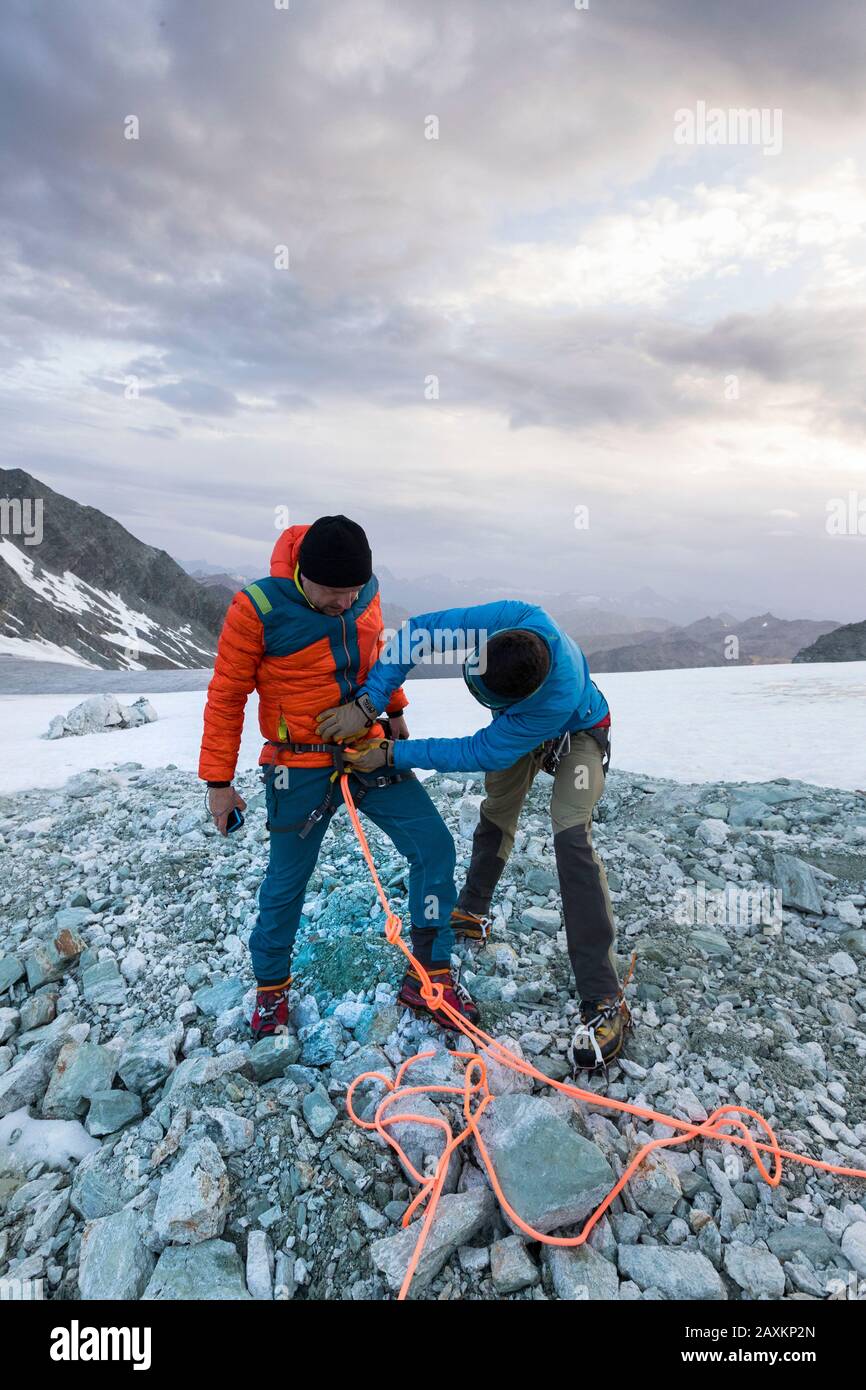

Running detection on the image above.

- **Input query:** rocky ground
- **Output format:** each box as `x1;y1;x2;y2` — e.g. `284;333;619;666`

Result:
1;762;865;1302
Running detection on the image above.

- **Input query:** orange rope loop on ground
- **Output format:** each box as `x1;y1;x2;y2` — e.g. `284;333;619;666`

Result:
339;773;866;1301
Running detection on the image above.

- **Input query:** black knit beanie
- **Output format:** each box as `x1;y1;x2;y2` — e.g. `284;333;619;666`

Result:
298;515;372;588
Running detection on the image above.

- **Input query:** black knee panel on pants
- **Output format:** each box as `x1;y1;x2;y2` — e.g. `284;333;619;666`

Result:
554;823;619;1001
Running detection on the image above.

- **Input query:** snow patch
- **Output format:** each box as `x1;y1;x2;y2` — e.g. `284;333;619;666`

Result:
0;1106;100;1175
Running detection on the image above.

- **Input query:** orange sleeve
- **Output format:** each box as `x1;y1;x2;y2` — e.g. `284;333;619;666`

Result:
385;684;408;715
198;591;264;782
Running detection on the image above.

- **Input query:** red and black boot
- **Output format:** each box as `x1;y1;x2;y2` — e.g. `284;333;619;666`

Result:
398;966;481;1029
250;976;292;1040
451;909;492;944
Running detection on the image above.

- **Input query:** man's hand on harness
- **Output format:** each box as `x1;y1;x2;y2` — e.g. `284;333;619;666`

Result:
207;785;247;836
316;693;377;743
387;714;409;739
343;739;394;772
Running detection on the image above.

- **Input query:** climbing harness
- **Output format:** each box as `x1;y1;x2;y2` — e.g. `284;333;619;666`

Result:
541;730;570;776
540;723;611;778
262;741;412;838
585;722;612;776
337;772;866;1302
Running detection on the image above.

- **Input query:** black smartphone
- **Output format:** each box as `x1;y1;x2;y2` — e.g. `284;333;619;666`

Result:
226;808;245;833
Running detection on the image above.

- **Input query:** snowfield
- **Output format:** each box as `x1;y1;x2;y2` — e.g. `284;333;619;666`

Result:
0;660;864;795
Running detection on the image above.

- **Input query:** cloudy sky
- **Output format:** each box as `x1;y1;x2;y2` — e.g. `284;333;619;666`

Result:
1;0;865;618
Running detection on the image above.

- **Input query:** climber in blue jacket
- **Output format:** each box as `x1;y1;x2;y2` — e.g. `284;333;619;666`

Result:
317;600;631;1070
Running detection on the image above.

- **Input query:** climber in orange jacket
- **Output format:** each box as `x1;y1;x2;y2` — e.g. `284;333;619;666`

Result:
198;515;479;1038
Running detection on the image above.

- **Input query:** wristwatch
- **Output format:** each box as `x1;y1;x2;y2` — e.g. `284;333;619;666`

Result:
355;692;379;723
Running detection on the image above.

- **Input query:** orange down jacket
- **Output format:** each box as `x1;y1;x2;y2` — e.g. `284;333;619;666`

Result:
198;525;407;781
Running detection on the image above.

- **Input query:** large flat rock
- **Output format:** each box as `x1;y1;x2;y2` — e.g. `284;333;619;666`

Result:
475;1093;615;1235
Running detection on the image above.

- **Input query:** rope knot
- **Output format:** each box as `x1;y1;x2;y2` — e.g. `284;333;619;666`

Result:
421;981;445;1009
385;913;402;944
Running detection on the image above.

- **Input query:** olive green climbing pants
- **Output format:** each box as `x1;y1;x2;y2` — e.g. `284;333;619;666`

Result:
456;731;619;1003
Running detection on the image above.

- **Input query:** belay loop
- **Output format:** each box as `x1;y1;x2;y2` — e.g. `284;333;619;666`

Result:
337;773;866;1302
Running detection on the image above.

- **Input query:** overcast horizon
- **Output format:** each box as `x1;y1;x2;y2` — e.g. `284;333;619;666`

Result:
2;1;865;620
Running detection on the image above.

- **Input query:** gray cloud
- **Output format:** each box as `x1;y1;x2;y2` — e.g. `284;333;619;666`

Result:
1;0;864;617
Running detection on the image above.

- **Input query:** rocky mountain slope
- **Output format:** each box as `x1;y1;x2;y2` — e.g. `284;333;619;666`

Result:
0;470;231;670
794;621;866;665
1;765;865;1301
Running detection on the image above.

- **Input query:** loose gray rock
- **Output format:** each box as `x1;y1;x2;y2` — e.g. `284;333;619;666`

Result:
246;1230;274;1300
520;906;561;936
162;1048;252;1101
767;1223;838;1266
545;1243;620;1300
475;1094;615;1235
617;1246;726;1300
118;1031;178;1094
25;928;86;989
723;1244;785;1298
85;1090;143;1136
0;1030;76;1118
630;1152;683;1216
81;959;127;1007
193;978;246;1018
42;1041;118;1120
0;1008;21;1043
199;1106;255;1155
490;1235;539;1293
249;1033;301;1082
302;1087;338;1139
774;852;824;914
152;1138;230;1245
70;1144;143;1220
78;1210;155;1300
840;1222;866;1277
0;957;26;995
142;1239;252;1300
371;1190;494;1294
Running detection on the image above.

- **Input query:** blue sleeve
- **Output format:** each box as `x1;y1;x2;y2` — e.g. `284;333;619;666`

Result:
391;709;561;773
360;600;530;711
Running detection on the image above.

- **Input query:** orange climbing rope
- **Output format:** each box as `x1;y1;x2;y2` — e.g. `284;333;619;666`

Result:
338;773;866;1301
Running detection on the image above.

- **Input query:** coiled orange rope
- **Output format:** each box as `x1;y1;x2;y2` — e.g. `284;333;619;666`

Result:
339;774;866;1300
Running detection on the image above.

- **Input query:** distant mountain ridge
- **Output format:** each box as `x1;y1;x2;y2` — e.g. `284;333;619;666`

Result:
585;612;840;673
0;469;230;669
0;474;847;675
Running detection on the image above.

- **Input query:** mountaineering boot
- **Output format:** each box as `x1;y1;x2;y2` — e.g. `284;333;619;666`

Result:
398;966;481;1029
567;994;632;1073
451;908;493;943
250;977;292;1039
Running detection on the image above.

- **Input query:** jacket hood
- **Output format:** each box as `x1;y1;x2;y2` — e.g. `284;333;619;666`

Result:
270;525;310;580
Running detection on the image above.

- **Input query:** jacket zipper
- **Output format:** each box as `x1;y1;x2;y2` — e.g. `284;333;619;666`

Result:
339;615;353;698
